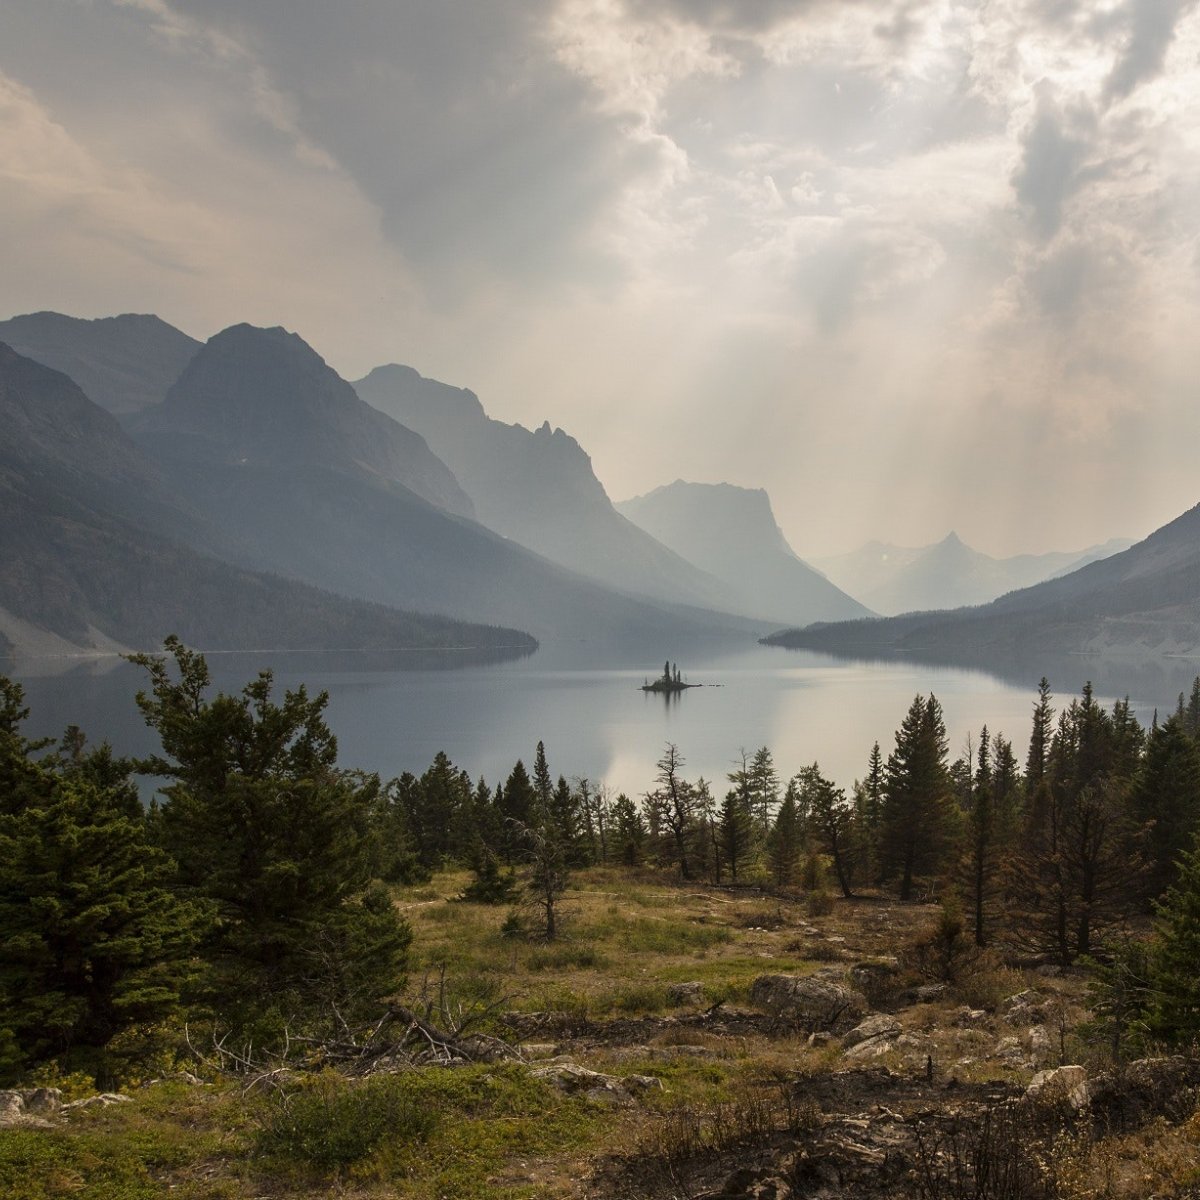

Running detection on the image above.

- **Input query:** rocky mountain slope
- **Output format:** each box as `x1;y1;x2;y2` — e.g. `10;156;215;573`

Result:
765;502;1200;662
0;342;534;657
131;328;759;643
813;532;1131;615
354;364;736;612
616;480;871;626
0;311;201;415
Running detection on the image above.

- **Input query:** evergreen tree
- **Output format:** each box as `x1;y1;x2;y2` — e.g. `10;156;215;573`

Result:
1026;678;1054;789
1147;837;1200;1045
1129;715;1200;898
958;726;997;945
0;686;202;1078
880;694;959;900
718;791;753;882
768;781;804;887
748;746;780;835
611;793;646;866
1004;686;1143;965
498;760;535;865
854;742;885;885
129;640;411;1028
803;765;855;898
644;743;700;878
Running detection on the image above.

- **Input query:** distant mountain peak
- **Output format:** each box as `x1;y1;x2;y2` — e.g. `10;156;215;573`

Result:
0;310;201;415
617;479;871;626
136;323;475;519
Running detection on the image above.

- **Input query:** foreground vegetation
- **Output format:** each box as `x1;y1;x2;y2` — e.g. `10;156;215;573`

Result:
5;642;1200;1196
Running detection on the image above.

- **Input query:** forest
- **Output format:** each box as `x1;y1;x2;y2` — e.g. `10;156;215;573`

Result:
5;640;1200;1197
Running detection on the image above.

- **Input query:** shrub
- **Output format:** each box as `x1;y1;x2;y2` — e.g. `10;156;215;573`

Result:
256;1072;438;1170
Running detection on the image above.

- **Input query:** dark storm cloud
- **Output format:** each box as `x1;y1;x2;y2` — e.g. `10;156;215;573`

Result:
162;0;633;286
1102;0;1196;105
1012;89;1097;239
624;0;822;33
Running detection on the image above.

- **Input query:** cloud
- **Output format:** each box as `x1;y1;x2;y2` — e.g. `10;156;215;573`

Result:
1102;0;1196;106
1011;88;1097;239
3;0;1200;557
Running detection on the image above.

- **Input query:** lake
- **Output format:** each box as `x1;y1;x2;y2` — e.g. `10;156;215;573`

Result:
8;635;1200;799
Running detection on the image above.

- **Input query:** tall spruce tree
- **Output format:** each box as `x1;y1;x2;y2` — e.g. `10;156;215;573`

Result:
0;680;202;1079
129;639;411;1029
880;695;959;900
1129;715;1200;899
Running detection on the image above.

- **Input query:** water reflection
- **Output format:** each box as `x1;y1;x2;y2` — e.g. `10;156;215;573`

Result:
6;637;1198;801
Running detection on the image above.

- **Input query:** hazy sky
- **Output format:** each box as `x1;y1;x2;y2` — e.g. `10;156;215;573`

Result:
3;0;1199;557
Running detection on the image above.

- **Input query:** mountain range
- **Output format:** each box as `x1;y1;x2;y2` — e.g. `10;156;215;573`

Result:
615;480;871;626
812;532;1133;615
0;312;200;415
353;365;743;613
0;341;534;658
765;505;1200;664
3;308;1197;667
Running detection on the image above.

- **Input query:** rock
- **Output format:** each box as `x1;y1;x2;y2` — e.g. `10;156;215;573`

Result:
953;1007;989;1026
0;1087;63;1128
749;974;867;1032
62;1093;133;1111
715;1166;794;1198
844;1039;894;1061
0;1092;25;1125
23;1088;62;1114
529;1062;662;1104
1002;989;1050;1026
993;1036;1027;1065
913;984;948;1003
667;981;705;1006
1027;1025;1052;1067
843;1014;901;1051
519;1042;559;1060
1026;1065;1088;1107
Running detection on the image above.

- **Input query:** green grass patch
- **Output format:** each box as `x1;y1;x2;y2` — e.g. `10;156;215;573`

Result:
526;944;609;972
255;1062;612;1196
0;1081;248;1200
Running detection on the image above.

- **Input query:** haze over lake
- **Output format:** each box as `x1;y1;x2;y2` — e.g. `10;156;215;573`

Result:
10;639;1198;800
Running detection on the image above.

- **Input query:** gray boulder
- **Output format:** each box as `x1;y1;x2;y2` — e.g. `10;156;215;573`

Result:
750;974;867;1032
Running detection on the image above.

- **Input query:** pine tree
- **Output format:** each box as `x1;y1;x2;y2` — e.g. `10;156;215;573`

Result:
1129;715;1200;898
1026;678;1054;789
768;782;803;886
1147;838;1200;1045
804;765;855;898
644;743;700;878
0;718;202;1078
611;793;646;866
880;695;959;900
718;792;753;882
128;640;411;1029
1004;687;1144;965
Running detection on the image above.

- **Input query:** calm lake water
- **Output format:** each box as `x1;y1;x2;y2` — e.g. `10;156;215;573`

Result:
9;636;1200;798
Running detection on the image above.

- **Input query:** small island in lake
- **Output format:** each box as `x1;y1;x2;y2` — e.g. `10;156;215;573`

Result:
641;660;702;693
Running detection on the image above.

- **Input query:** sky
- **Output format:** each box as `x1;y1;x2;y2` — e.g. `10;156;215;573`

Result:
2;0;1199;558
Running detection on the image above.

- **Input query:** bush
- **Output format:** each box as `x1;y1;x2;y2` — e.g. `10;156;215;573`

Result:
256;1072;438;1170
902;896;984;985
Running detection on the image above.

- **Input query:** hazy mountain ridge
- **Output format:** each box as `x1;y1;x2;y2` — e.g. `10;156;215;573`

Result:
0;342;535;657
0;312;201;415
135;326;475;521
353;364;739;612
132;327;765;643
765;503;1200;662
813;531;1133;615
616;480;871;626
